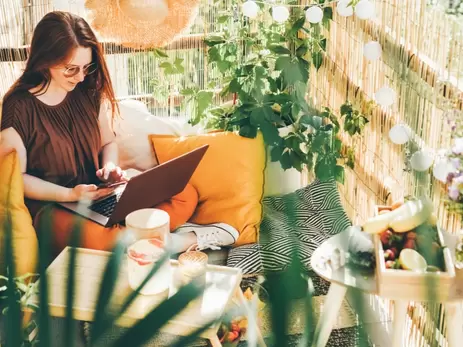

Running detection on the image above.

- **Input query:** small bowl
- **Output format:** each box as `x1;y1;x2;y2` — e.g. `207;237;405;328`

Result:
218;324;243;346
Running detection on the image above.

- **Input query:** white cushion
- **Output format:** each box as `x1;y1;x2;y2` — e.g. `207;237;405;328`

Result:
114;100;204;171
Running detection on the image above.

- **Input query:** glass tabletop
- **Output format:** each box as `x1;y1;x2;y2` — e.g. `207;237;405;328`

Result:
310;227;377;293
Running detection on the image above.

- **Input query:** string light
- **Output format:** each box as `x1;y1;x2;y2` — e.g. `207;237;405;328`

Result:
337;0;353;17
305;6;324;24
242;1;260;18
375;86;396;107
272;5;290;23
355;0;375;20
410;150;434;172
389;124;410;145
433;159;454;183
363;41;382;61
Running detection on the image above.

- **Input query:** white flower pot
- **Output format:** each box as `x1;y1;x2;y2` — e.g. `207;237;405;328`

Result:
264;158;305;197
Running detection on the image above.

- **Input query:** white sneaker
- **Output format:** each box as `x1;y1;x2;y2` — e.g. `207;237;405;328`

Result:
174;223;239;251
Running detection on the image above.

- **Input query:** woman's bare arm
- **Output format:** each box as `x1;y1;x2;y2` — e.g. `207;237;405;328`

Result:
99;100;119;167
0;127;73;202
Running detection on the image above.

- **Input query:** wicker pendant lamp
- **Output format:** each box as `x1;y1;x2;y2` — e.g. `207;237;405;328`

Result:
84;0;200;49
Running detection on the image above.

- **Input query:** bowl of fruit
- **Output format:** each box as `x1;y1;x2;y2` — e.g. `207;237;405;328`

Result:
217;321;244;346
361;196;455;300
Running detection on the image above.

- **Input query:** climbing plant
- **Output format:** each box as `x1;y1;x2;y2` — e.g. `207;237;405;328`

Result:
180;0;369;183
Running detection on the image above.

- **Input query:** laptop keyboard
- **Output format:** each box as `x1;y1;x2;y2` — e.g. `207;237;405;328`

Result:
89;191;123;217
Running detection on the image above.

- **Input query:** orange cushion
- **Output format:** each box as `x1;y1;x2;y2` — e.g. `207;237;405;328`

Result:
150;132;265;245
0;150;38;276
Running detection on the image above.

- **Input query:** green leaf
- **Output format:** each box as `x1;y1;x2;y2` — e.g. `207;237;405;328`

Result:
250;108;265;126
229;78;241;93
268;77;278;93
312;131;327;151
280;150;293;170
261;121;282;146
315;155;336;180
275;56;292;72
298;278;315;347
218;15;230;23
322;7;333;28
334;138;343;152
174;58;184;73
159;61;174;74
291;103;301;119
65;218;84;347
113;280;206;347
296;44;309;57
115;252;170;320
180;88;195;96
4;212;21;347
312;51;323;70
204;35;226;46
335;165;345;184
208;46;221;62
293;152;304;172
263;105;281;122
36;207;53;347
269;45;291;55
239;124;258;138
217;60;231;73
270;145;284;162
291;16;307;34
90;235;127;342
293;81;307;103
319;38;327;52
152;48;168;58
340;102;353;115
196;91;214;121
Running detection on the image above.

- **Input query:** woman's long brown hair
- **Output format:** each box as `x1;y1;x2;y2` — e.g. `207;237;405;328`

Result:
4;11;118;118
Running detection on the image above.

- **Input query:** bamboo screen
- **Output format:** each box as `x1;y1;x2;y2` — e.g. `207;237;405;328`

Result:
309;0;463;234
311;2;463;346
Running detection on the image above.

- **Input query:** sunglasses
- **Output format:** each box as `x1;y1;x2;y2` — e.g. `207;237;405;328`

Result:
62;63;97;78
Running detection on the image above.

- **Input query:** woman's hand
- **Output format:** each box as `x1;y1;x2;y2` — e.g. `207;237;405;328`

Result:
96;162;127;183
66;184;114;202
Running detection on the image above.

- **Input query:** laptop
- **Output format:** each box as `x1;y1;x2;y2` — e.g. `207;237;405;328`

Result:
59;145;209;227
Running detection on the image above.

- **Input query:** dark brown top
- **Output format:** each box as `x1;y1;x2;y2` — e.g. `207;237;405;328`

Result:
1;85;102;217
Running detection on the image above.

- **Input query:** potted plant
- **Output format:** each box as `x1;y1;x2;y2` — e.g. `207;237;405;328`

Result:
182;1;368;185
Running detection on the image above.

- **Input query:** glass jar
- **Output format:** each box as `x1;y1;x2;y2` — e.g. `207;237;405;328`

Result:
125;208;170;246
127;238;171;295
177;250;208;286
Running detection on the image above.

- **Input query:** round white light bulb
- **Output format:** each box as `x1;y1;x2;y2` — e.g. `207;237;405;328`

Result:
363;41;382;61
410;151;434;172
337;0;354;17
272;6;290;23
305;6;324;24
388;124;410;145
375;86;396;107
242;1;260;19
433;159;454;183
355;0;375;20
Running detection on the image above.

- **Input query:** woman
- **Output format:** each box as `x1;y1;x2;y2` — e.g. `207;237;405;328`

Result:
0;11;238;255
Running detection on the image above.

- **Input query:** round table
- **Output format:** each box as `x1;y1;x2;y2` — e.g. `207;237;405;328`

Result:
310;226;463;347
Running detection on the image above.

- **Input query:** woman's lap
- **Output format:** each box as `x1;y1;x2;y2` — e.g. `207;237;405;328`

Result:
34;184;199;255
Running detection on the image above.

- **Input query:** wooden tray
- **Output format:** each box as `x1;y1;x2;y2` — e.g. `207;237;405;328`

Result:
373;205;455;301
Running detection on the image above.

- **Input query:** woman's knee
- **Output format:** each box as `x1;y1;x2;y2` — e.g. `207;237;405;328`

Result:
35;206;121;252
